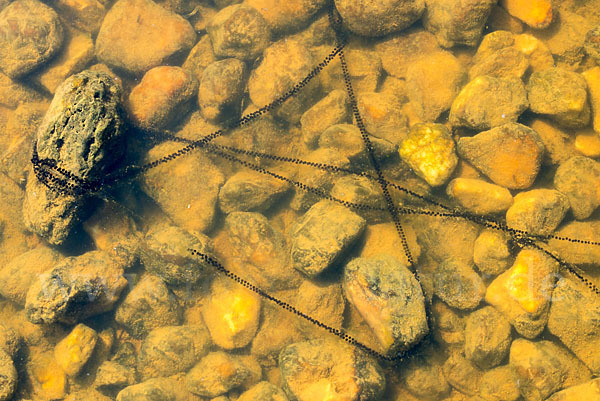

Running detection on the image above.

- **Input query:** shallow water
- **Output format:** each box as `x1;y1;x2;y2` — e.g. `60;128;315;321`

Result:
1;0;600;400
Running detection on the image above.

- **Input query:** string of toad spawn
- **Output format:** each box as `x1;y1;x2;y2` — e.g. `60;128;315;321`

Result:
30;4;600;362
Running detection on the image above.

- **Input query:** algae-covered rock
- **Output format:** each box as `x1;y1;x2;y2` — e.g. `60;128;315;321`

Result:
199;58;246;122
238;381;288;401
464;306;512;369
141;223;214;286
554;156;600;220
26;250;128;325
219;170;290;214
0;350;16;401
473;229;511;276
548;277;600;374
433;259;485;310
330;175;387;223
137;325;212;379
405;51;465;121
186;351;261;397
207;4;271;61
527;68;590;128
334;0;425;37
290;200;366;277
506;189;570;236
423;0;496;48
279;339;385;401
450;75;528;130
344;255;428;356
300;89;351;148
24;70;125;244
115;275;182;338
0;0;64;78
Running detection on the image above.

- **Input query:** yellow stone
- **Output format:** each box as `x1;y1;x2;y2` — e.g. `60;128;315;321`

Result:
38;30;95;93
30;352;68;399
486;248;558;324
500;0;552;29
575;129;600;157
513;34;554;72
54;323;98;376
446;178;513;215
582;67;600;134
202;278;261;349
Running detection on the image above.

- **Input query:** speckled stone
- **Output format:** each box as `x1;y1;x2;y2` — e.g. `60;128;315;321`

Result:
344;255;428;356
399;123;458;187
506;189;570;236
464;306;512;369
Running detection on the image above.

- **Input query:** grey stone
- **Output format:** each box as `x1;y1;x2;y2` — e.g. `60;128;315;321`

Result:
199;58;246;122
23;70;125;244
207;4;271;61
290;200;366;276
433;259;485;310
344;255;428;357
464;306;512;369
141;223;214;286
334;0;425;37
137;325;212;379
25;250;128;324
219;171;290;214
0;0;63;78
115;275;182;338
423;0;496;48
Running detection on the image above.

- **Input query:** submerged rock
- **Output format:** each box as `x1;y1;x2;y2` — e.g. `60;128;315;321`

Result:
202;278;261;350
141;223;214;286
219;171;290;214
399;123;458;187
548;277;600;374
95;0;196;74
137;325;212;379
207;4;271;61
464;306;512;370
186;351;261;397
0;0;64;78
506;189;569;236
0;349;16;401
199;58;246;122
238;381;289;401
485;249;558;338
433;259;486;310
290;200;366;277
115;275;182;338
343;255;428;356
334;0;425;37
54;323;98;377
527;68;590;128
279;339;385;401
24;70;125;244
457;123;544;190
446;178;513;216
450;75;528;130
423;0;496;48
554;156;600;220
25;250;128;324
